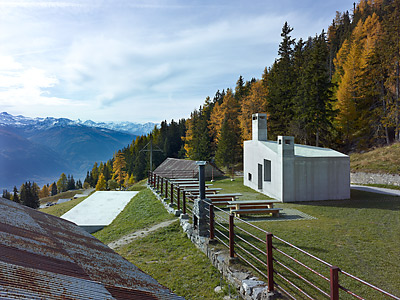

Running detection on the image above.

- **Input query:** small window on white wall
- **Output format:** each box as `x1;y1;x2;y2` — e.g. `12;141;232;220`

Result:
248;173;252;181
264;159;271;182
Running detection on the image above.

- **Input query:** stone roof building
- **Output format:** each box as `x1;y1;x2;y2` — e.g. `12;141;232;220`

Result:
154;158;224;180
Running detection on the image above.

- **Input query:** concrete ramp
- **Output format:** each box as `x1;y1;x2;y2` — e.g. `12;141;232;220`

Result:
61;191;138;233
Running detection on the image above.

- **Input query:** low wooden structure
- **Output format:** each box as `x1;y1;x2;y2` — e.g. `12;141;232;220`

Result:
227;200;282;217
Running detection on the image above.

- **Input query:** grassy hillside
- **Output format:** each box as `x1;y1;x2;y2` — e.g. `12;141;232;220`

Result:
93;188;235;299
39;195;88;217
210;177;400;298
350;143;400;174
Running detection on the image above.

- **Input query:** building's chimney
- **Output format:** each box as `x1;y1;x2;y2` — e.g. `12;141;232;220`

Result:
252;113;267;141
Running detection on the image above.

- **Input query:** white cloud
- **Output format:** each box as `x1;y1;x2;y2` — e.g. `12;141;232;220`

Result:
0;0;356;122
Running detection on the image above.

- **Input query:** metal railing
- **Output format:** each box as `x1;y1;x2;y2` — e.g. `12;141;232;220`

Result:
148;172;400;300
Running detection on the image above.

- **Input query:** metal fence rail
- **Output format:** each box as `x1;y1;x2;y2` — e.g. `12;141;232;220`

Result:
148;172;400;300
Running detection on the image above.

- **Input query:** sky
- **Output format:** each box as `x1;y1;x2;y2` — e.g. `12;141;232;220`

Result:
0;0;355;123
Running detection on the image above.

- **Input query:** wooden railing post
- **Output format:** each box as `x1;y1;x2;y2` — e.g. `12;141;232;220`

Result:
153;173;156;188
266;232;274;292
156;175;159;191
160;177;164;195
177;187;181;210
209;204;215;240
330;266;339;300
165;180;168;199
170;182;174;204
182;191;186;214
229;214;235;259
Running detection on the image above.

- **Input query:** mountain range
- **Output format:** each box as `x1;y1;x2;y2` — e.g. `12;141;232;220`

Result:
0;112;157;191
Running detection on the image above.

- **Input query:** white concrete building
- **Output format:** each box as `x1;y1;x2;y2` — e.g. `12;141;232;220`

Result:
243;113;350;202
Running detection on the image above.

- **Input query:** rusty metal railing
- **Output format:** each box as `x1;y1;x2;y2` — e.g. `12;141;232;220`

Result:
148;172;400;300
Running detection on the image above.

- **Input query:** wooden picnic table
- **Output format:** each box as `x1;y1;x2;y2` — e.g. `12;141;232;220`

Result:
205;193;242;206
184;188;222;194
169;179;199;183
176;183;213;188
227;200;279;209
227;200;281;217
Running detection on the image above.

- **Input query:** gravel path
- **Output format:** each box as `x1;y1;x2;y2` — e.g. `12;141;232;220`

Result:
107;218;178;249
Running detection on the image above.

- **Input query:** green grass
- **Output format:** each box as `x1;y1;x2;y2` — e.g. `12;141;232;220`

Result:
117;222;236;300
39;196;88;217
93;189;175;244
93;188;235;299
40;189;86;204
350;143;400;174
209;177;400;299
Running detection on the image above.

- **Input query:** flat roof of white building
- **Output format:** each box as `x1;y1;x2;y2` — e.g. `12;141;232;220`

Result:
61;191;138;226
257;141;348;158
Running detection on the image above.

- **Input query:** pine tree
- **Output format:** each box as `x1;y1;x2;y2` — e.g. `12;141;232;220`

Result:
39;185;50;198
67;175;76;190
113;151;127;189
2;189;11;200
50;182;57;196
13;186;19;203
294;31;335;147
95;173;107;191
57;173;68;193
215;117;241;173
239;80;268;141
266;22;296;138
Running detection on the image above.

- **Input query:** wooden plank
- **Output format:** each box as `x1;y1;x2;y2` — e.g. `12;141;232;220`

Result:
184;188;221;192
207;193;242;198
227;200;279;205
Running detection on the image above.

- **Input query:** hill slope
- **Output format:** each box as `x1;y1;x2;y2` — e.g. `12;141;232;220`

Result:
350;143;400;174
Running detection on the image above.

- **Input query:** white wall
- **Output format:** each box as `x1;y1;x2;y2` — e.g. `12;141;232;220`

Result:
244;140;282;201
244;140;350;202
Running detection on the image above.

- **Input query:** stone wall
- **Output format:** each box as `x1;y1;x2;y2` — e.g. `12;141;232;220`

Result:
351;172;400;186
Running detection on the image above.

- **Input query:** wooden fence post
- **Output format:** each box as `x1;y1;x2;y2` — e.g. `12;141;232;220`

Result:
165;180;168;199
170;183;174;204
177;187;181;210
160;178;163;195
266;232;274;292
330;266;339;300
209;204;215;240
229;214;235;259
182;191;186;214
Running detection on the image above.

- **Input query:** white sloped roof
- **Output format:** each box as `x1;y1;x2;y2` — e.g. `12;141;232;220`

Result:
259;141;348;158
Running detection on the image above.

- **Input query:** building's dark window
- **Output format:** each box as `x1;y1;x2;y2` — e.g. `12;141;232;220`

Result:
285;139;291;145
248;173;252;181
264;159;271;182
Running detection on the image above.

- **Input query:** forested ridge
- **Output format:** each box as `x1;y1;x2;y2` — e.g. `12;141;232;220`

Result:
83;0;400;189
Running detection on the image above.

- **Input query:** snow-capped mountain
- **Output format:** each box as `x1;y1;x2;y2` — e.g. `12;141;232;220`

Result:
0;112;157;136
0;112;157;191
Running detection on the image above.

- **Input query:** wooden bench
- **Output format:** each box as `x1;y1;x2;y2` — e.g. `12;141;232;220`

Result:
227;200;279;210
177;184;213;189
207;193;242;206
184;188;222;194
185;193;242;206
230;208;282;218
